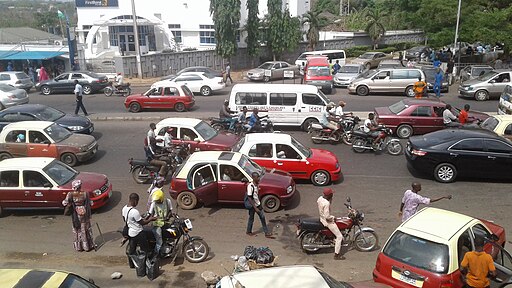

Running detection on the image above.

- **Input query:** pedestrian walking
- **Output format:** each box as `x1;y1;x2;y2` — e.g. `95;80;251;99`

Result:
39;66;49;81
433;68;444;99
62;180;95;252
74;80;88;116
318;188;344;260
460;236;496;288
399;182;451;222
225;62;233;85
245;172;273;238
446;59;454;85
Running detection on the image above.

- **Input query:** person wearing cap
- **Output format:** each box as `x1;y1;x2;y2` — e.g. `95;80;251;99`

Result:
147;176;165;210
148;189;174;255
62;179;94;252
15;133;25;143
317;188;344;260
163;126;175;149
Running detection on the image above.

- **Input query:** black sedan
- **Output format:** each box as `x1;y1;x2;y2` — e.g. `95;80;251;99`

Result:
0;104;94;134
421;66;449;93
35;71;109;95
405;46;431;60
406;128;512;183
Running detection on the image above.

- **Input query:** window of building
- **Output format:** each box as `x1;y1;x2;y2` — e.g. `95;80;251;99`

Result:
168;24;182;43
200;31;215;44
168;24;181;29
199;25;215;29
236;31;240;43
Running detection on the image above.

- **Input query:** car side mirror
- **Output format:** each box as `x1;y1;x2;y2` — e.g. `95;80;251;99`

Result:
241;177;248;183
490;234;499;242
489;80;496;84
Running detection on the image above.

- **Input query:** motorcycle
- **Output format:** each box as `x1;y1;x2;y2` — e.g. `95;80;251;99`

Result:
104;82;131;97
297;197;378;253
209;117;244;135
243;117;274;134
351;125;403;155
309;116;361;145
338;115;361;145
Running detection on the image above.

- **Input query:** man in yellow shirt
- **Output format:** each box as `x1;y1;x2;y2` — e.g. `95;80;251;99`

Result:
460;236;496;288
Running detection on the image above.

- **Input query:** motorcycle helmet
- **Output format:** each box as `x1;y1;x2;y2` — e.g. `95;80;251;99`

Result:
152;189;164;202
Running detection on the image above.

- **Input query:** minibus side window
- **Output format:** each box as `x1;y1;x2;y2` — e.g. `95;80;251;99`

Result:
235;92;267;105
302;93;323;105
270;93;297;106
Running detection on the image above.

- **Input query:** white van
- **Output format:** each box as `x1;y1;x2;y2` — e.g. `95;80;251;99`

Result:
295;50;347;69
228;84;331;131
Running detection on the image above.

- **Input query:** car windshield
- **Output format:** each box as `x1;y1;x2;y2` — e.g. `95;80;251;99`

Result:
477;71;498;81
85;72;102;78
389;101;407;114
203;72;216;79
194;121;218;141
45;123;72;142
258;63;274;70
358;53;374;59
43;160;78;186
480;116;499;131
339;66;360;73
317;90;330;105
35;106;65;122
317;269;352;288
60;274;99;288
181;85;194;96
238;154;264;177
0;84;16;92
232;137;245;152
292;137;311;157
358;70;377;79
307;66;331;76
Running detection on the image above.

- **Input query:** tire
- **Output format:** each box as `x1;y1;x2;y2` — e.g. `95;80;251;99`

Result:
302;118;318;132
129;102;141;113
356;85;369;96
0;152;12;161
474;90;488;101
311;170;330;186
261;194;280;213
183;239;210;263
352;138;366;153
263;76;270;82
82;85;92;95
40;85;52;95
123;87;132;97
131;166;151;184
396;124;413;139
0;205;3;217
200;86;212;96
212;123;224;131
342;133;353;146
60;153;78;167
354;230;379;252
311;130;323;144
434;163;457;183
177;191;198;210
365;63;371;70
104;86;113;97
386;140;403;156
175;102;186;112
405;86;415;97
300;232;321;253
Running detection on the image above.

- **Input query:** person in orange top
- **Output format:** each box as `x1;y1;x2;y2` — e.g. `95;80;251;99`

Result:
460;236;496;288
459;104;471;124
413;77;427;99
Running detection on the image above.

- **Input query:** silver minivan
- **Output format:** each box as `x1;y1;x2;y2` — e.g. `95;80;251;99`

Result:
459;70;512;101
347;68;425;97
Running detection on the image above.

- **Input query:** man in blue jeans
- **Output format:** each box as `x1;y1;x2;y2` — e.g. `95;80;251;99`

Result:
246;172;273;238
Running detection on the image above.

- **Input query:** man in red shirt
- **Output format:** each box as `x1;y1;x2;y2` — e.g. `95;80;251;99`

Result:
459;104;470;124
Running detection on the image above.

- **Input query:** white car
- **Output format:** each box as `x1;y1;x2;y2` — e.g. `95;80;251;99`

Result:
151;72;225;96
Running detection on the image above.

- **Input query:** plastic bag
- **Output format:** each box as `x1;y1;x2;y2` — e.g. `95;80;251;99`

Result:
129;252;146;277
146;254;159;280
255;247;274;264
234;256;250;273
243;246;257;260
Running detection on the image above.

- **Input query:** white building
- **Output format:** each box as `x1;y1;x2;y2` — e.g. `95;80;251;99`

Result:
76;0;310;59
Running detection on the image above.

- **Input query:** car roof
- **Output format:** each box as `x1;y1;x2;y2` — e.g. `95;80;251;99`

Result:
156;117;202;128
0;269;73;288
0;157;54;170
1;103;49;113
263;61;287;64
244;133;291;145
399;207;476;242
3;120;53;130
429;127;502;140
230;83;319;94
401;98;444;105
151;81;183;88
179;72;206;76
341;64;363;67
187;151;242;163
468;65;493;68
492;115;512;122
362;52;379;55
0;71;26;74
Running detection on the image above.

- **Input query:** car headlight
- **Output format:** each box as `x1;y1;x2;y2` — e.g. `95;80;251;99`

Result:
286;185;293;194
442;82;448;86
93;189;102;196
466;86;473;91
335;162;339;169
68;126;84;131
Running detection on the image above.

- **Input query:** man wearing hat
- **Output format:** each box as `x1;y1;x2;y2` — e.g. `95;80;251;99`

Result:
317;188;344;260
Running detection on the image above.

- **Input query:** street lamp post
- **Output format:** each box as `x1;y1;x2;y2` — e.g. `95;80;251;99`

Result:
453;0;462;75
58;10;75;69
130;0;143;78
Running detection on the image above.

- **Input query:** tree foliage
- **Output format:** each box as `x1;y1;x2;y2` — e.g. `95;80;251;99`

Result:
302;10;328;51
263;1;302;60
365;7;387;49
245;0;260;57
209;0;241;59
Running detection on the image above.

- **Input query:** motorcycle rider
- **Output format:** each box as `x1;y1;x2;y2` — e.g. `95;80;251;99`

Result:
247;108;268;132
320;104;339;137
334;101;353;119
364;113;385;147
144;123;168;177
147;176;165;210
317;188;344;260
114;72;124;89
219;100;237;131
237;106;249;129
148;189;174;256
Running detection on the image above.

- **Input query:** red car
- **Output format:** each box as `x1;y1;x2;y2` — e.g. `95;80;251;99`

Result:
374;99;489;138
124;83;195;113
0;157;112;215
169;151;296;213
233;133;341;186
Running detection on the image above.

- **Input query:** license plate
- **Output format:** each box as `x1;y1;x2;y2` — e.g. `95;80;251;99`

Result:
391;270;423;288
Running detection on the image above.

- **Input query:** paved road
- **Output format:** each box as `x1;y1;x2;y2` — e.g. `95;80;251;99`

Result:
0;121;511;287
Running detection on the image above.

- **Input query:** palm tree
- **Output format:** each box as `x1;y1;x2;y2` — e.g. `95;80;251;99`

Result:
365;7;387;49
302;11;328;51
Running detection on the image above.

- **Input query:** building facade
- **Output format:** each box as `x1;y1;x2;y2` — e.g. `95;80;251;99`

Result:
76;0;310;59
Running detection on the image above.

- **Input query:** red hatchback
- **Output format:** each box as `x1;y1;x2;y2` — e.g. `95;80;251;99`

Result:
374;99;489;138
124;83;195;113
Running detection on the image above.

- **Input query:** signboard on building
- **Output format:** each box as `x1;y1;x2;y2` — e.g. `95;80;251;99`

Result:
75;0;119;7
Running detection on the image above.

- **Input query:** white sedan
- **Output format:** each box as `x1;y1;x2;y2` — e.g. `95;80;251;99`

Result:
151;72;225;96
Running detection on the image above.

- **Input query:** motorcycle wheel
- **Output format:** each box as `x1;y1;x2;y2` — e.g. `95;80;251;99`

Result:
131;166;151;184
123;87;132;97
104;86;113;97
342;132;353;146
311;130;323;144
352;138;366;153
212;123;224;131
300;232;321;253
386;140;403;156
354;230;379;252
183;239;210;263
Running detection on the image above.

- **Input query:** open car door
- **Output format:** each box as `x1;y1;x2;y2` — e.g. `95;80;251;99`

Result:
189;164;218;206
491;242;512;288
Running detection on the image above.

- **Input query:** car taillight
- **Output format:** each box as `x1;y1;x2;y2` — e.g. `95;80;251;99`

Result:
412;149;427;156
170;181;175;190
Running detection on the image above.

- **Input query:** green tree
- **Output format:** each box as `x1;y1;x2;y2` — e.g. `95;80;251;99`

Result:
302;10;328;51
365;7;387;49
209;0;241;59
264;0;301;60
245;0;260;58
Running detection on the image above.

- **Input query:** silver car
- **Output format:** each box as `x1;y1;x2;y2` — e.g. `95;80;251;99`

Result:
0;71;33;92
246;61;299;82
348;68;425;97
333;64;366;87
459;70;512;101
351;52;393;69
0;83;29;109
460;65;494;82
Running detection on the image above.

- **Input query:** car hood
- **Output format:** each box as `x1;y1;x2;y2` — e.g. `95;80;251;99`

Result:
374;106;394;116
260;169;293;187
58;133;96;147
461;78;485;86
247;68;265;74
467;110;490;121
56;114;92;128
335;72;359;79
310;148;338;164
60;172;108;192
205;132;240;149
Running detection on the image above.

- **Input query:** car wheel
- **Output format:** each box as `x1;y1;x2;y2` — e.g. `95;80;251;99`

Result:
175;102;186;112
40;85;52;95
434;163;457;183
365;63;371;70
356;85;369;96
263;76;270;82
60;153;78;167
200;86;212;96
405;86;415;97
261;194;280;213
129;102;141;113
302;118;318;132
82;85;92;95
177;191;197;210
212;123;224;131
396;124;413;138
474;90;488;101
0;152;11;161
311;170;331;186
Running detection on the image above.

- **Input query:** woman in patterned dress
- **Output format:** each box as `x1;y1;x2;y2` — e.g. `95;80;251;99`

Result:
62;180;94;252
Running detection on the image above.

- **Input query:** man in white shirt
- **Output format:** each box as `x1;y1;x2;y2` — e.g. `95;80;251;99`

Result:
399;182;451;222
334;101;352;119
320;104;338;131
115;72;124;88
73;80;88;116
443;104;459;127
317;188;344;260
364;113;383;145
245;172;272;238
122;193;156;267
163;127;174;149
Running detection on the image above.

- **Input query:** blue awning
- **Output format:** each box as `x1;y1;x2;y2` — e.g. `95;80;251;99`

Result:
0;51;66;60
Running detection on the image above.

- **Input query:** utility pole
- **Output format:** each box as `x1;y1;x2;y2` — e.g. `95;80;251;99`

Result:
130;0;143;78
453;0;462;77
58;10;75;69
